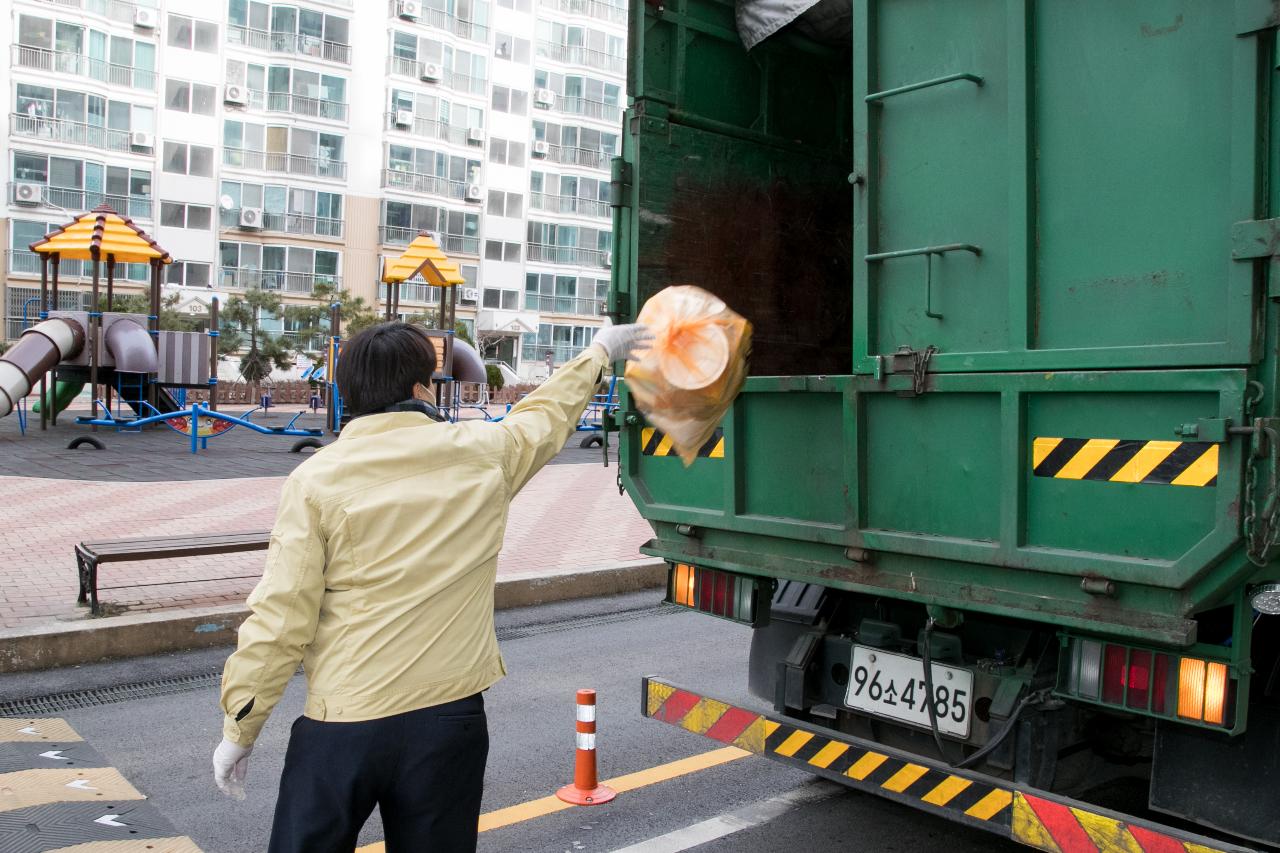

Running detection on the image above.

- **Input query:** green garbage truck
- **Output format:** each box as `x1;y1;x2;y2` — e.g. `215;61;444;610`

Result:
613;1;1280;850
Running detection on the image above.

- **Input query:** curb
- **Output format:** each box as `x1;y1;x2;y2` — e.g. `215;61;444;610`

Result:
0;559;666;674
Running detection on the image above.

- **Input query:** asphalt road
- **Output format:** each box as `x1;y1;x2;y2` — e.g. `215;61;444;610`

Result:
1;591;1020;853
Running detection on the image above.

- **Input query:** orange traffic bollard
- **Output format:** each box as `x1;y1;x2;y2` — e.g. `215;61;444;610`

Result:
556;689;616;806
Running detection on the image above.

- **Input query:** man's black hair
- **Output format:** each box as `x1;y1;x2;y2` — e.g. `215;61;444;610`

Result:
336;321;438;417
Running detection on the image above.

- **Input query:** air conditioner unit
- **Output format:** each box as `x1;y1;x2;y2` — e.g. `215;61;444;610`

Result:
397;0;421;19
466;127;485;144
531;140;549;157
461;287;479;302
224;85;248;106
13;182;43;205
419;62;442;82
464;184;482;202
130;131;154;149
602;251;612;267
134;7;158;28
239;207;264;228
394;109;414;128
534;88;555;108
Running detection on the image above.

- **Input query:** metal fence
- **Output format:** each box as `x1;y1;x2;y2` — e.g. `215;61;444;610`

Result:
523;293;603;316
554;96;622;123
535;42;625;75
10;44;156;90
529;192;610;218
226;25;351;63
7;183;153;219
385;0;489;41
379;281;442;305
222;147;347;180
247;91;350;122
526;243;608;268
217;268;340;295
538;0;627;25
385;112;475;147
540;144;611;170
378;227;479;255
521;343;588;366
10;113;141;155
218;208;343;238
382;168;468;201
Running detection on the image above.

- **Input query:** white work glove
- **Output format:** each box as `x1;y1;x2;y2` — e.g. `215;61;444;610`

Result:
592;323;653;362
212;737;253;801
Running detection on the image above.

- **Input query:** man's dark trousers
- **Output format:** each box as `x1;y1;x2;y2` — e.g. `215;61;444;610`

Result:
268;693;488;853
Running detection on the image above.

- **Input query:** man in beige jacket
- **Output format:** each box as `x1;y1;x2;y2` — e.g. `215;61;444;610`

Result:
211;320;649;852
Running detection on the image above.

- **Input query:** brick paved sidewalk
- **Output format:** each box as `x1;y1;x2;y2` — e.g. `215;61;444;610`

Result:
0;457;654;631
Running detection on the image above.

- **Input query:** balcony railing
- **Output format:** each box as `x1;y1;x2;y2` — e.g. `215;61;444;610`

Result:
11;44;157;90
218;267;340;296
378;226;479;255
386;0;490;41
538;144;611;170
524;293;603;316
223;147;347;180
522;343;590;366
10;113;147;155
526;243;609;268
218;208;343;238
384;112;477;147
529;192;610;218
42;0;160;27
275;330;328;352
379;281;442;305
7;250;91;280
245;90;349;122
535;42;625;75
226;25;352;64
553;96;622;122
539;0;627;25
382;168;469;201
8;183;153;219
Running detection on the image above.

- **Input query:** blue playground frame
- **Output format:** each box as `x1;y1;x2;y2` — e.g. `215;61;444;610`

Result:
77;401;321;454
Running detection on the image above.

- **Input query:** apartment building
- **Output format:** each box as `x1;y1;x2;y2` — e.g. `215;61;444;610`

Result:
1;0;626;379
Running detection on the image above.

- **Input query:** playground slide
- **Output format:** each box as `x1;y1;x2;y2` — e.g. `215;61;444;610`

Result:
31;379;86;416
0;318;85;418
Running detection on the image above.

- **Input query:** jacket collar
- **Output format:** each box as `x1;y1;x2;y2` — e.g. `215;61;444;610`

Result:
338;410;445;440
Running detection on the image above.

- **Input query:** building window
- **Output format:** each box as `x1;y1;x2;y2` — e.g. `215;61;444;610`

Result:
165;79;217;115
162;142;215;177
484;240;522;262
494;33;531;63
491;86;528;116
488;138;526;167
496;0;532;11
168;15;219;52
165;261;212;287
482;288;520;310
160;202;213;230
486;190;523;218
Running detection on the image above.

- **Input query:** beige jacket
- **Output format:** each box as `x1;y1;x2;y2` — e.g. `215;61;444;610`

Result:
220;345;609;746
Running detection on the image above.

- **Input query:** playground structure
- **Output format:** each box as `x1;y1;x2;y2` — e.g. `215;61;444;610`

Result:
0;204;320;451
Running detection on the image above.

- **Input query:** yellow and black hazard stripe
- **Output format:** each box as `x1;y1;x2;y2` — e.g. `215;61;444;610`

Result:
640;427;724;459
1033;437;1218;487
643;678;1251;853
644;680;1011;832
1011;791;1239;853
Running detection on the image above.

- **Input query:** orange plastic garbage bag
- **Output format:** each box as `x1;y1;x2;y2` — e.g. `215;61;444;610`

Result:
625;285;752;466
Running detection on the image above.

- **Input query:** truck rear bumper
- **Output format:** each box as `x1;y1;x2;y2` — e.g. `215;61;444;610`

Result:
641;676;1259;853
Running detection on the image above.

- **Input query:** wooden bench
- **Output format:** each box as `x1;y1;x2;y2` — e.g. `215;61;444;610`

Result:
75;531;271;615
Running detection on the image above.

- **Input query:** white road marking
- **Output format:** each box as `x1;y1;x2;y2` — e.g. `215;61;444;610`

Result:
17;727;39;735
66;779;98;790
95;814;128;827
605;781;845;853
39;750;66;760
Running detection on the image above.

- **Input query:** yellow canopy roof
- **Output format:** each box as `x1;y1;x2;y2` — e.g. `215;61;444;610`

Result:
382;232;466;286
30;204;171;264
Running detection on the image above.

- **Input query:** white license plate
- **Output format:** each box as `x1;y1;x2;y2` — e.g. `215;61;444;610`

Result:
845;645;974;738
